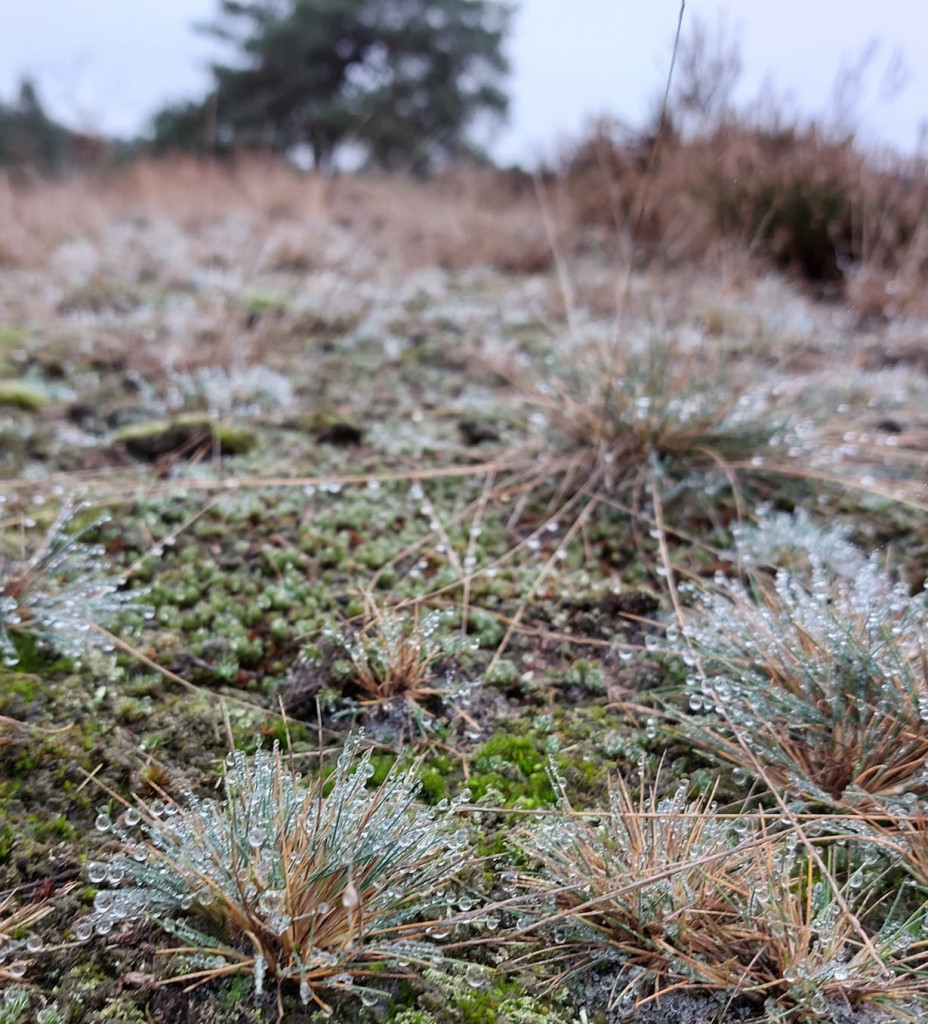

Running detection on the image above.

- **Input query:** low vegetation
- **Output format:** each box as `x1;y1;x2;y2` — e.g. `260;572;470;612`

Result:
2;64;928;1023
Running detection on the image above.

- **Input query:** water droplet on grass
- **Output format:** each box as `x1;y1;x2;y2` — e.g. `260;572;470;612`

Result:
464;963;487;988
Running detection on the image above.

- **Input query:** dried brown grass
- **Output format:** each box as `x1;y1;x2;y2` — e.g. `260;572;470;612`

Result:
0;170;105;266
561;118;928;314
0;156;555;275
4;120;926;312
516;779;928;1020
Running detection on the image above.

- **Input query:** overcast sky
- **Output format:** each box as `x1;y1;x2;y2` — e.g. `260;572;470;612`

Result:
1;1;926;165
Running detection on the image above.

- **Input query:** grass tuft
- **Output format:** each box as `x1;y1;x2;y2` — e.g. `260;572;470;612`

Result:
515;774;928;1020
81;736;477;1013
316;601;468;730
0;502;148;666
514;333;788;505
676;555;928;810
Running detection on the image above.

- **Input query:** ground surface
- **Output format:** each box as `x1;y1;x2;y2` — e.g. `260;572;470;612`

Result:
1;170;927;1023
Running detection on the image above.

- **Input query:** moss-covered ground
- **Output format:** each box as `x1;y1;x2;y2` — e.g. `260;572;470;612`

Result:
1;170;927;1023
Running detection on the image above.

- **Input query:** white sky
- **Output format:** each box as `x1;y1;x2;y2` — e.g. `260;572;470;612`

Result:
1;1;926;165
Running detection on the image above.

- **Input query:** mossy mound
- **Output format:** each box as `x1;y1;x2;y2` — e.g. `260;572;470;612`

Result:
112;416;258;460
0;380;52;411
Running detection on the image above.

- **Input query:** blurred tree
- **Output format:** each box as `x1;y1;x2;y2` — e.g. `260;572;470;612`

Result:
150;98;222;155
154;0;511;171
0;78;71;173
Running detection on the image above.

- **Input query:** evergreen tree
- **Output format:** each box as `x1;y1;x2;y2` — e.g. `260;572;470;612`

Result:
0;78;71;172
160;0;511;171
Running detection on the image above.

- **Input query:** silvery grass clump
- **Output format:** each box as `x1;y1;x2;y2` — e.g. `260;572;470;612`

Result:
0;988;63;1024
677;554;928;809
730;507;867;581
511;332;797;499
169;364;295;417
514;773;756;1009
0;502;148;666
515;776;928;1021
313;604;471;730
80;736;476;1013
0;989;29;1024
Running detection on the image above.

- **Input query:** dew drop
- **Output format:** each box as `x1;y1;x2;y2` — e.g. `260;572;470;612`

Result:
464;963;487;989
94;891;115;914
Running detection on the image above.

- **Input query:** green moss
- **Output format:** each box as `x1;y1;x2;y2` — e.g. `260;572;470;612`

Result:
403;966;572;1024
243;290;288;318
563;658;606;693
419;762;451;804
0;326;29;349
368;752;399;786
0;670;41;715
0;823;13;864
219;973;251;1010
469;732;554;808
466;611;505;649
112;416;257;459
2;633;63;675
485;659;519;687
0;380;51;410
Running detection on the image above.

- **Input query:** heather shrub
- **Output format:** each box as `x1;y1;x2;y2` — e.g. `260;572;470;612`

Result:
562;119;928;298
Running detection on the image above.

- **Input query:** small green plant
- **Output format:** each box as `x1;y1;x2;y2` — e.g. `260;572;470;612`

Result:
0;988;29;1024
0;987;64;1024
0;502;146;666
81;736;476;1012
677;556;928;809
